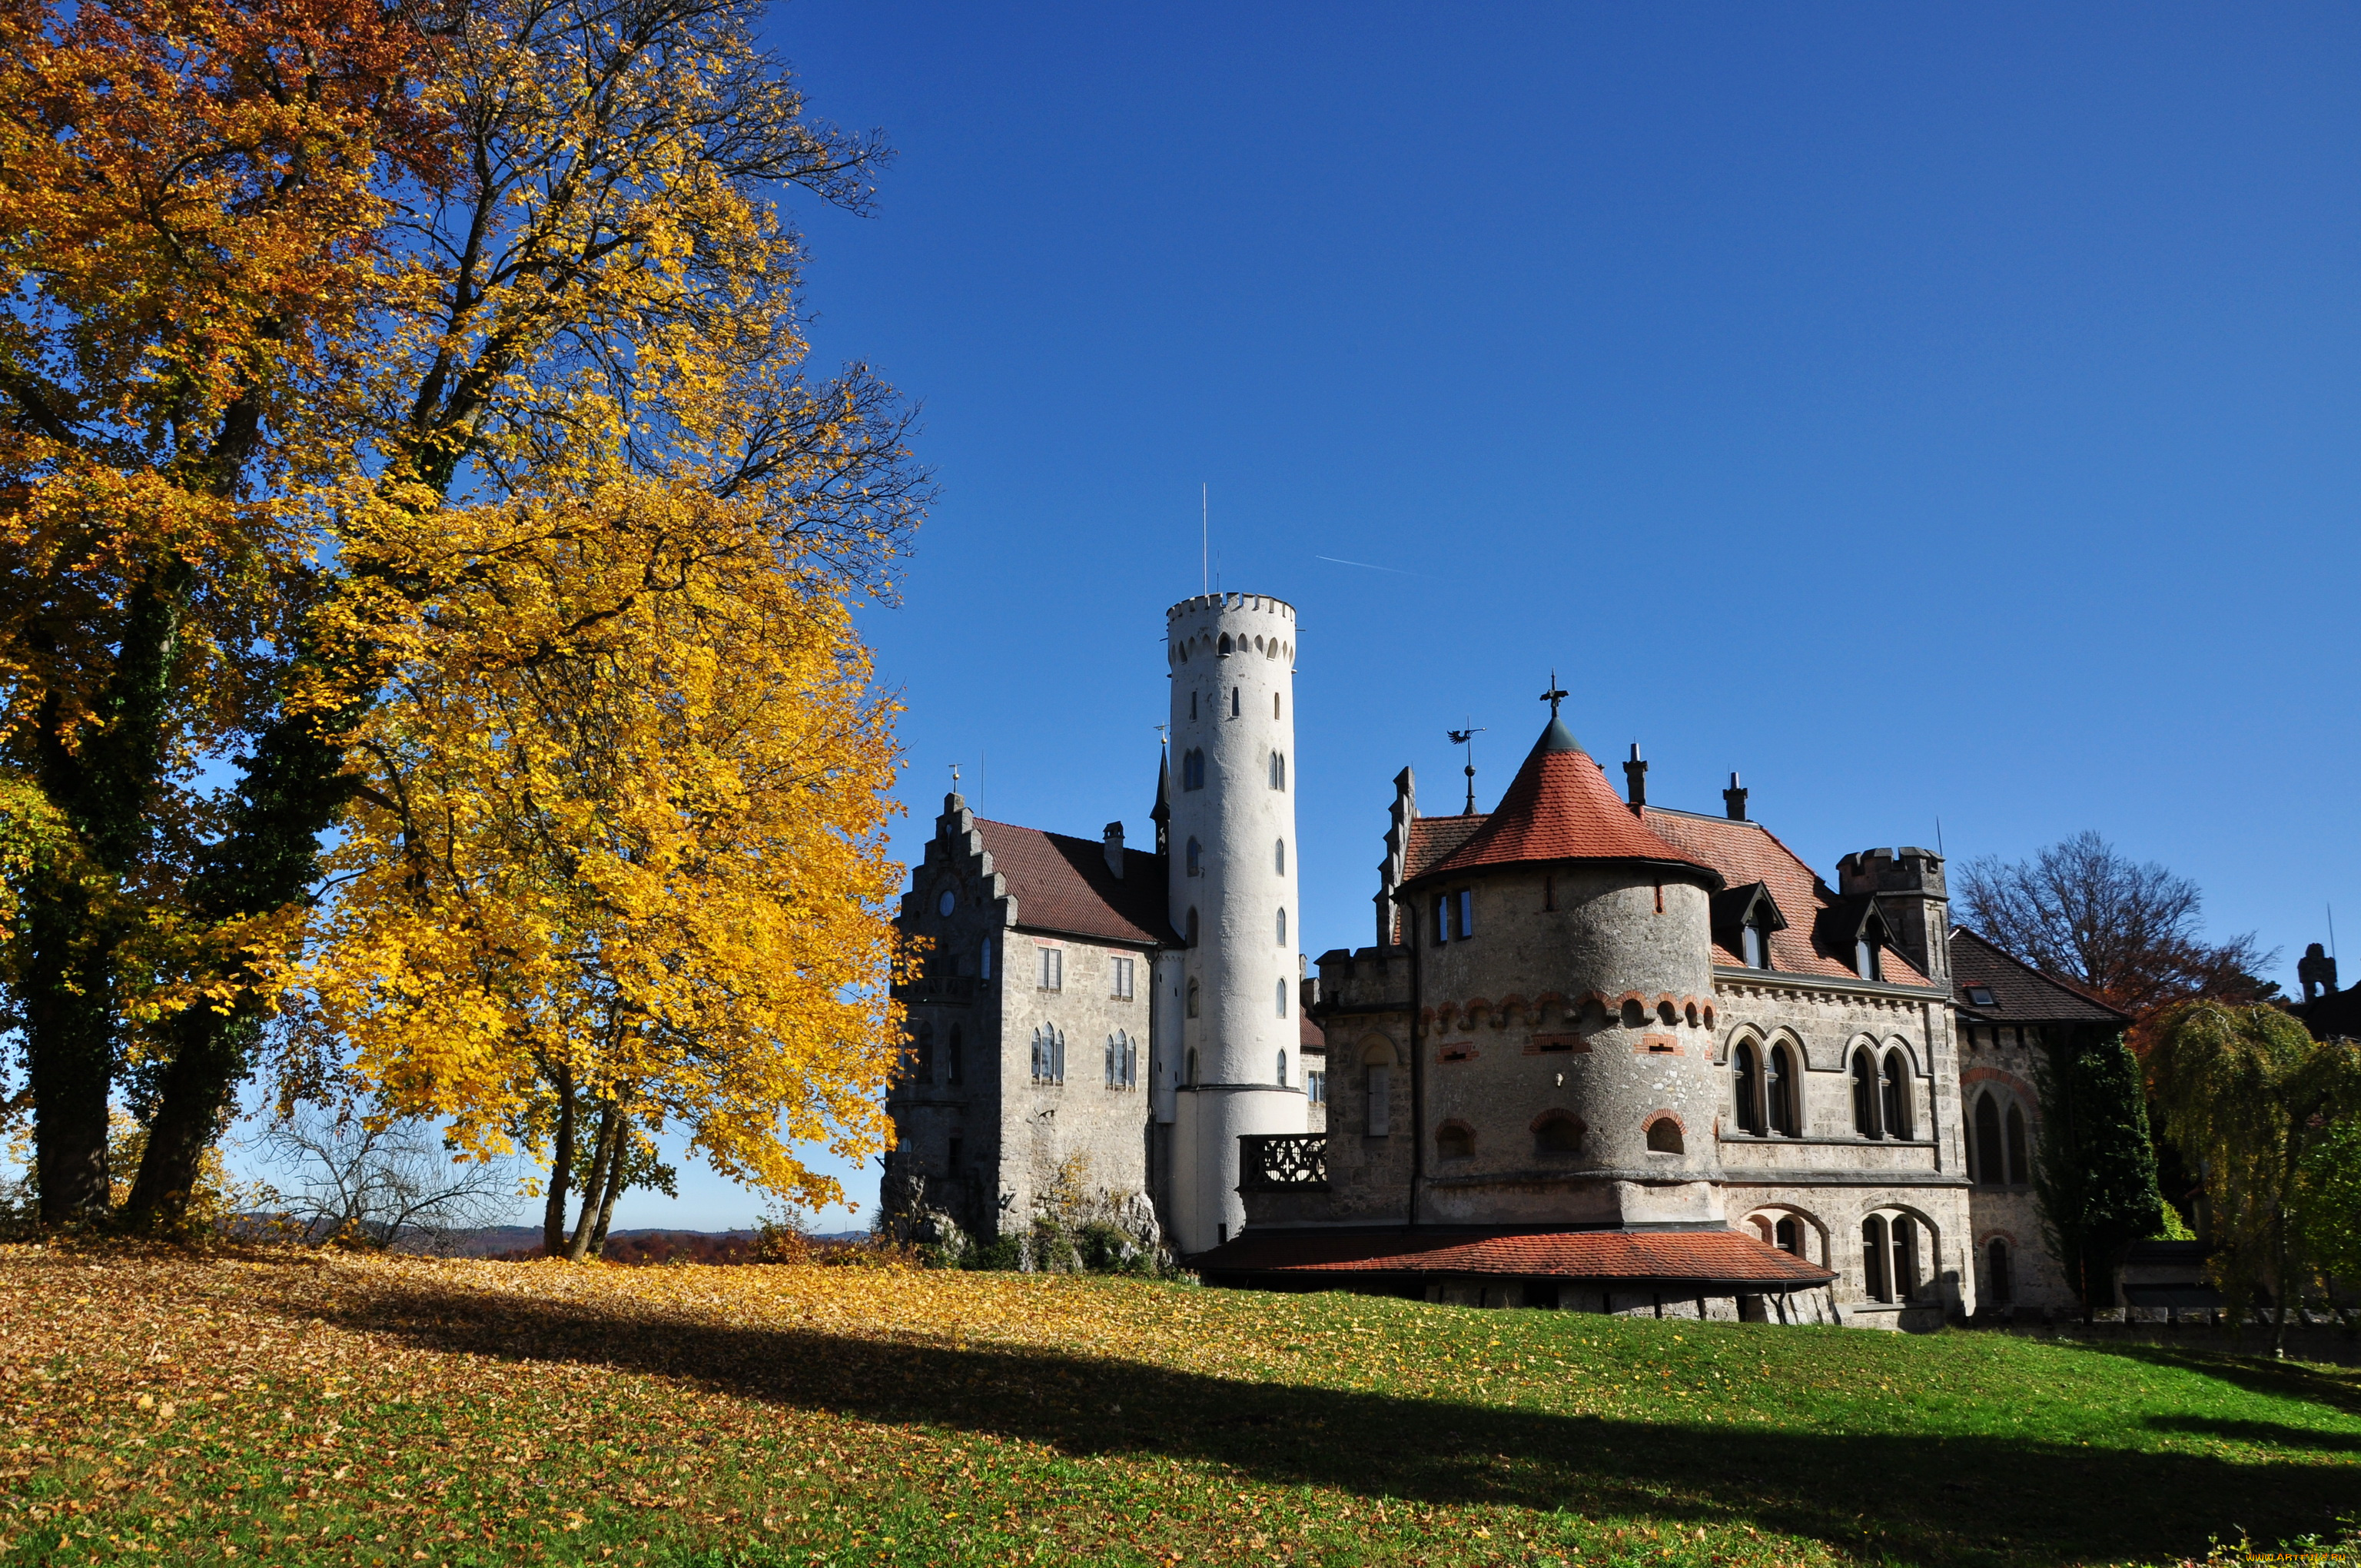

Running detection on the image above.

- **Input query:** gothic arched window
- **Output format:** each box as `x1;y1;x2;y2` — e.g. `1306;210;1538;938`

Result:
1861;1214;1892;1302
1276;907;1287;945
1274;839;1285;875
1974;1093;2004;1186
1733;1041;1765;1136
1768;1042;1800;1135
1276;978;1288;1017
1774;1215;1803;1256
1882;1051;1912;1138
1851;1048;1881;1138
1187;978;1200;1018
1276;1050;1287;1087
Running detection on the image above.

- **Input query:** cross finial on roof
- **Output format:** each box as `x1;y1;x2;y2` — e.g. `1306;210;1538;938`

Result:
1540;669;1568;717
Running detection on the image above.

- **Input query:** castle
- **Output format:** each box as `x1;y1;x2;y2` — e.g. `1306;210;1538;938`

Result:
888;591;2126;1324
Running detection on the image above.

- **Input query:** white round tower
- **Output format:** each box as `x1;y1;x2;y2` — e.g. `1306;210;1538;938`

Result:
1164;592;1306;1254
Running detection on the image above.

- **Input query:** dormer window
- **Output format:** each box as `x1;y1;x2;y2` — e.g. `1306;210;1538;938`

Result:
1856;936;1881;980
1712;882;1787;970
1964;984;1996;1008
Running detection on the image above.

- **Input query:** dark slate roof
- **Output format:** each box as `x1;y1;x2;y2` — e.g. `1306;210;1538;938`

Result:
1194;1226;1835;1286
972;819;1178;948
1948;927;2130;1025
2292;987;2361;1042
1412;719;1720;888
1643;809;1934;987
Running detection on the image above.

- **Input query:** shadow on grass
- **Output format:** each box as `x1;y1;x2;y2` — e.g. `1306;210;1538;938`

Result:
313;1277;2360;1568
2142;1415;2361;1453
2055;1339;2361;1417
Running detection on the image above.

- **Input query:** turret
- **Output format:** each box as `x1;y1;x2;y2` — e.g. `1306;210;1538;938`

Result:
1836;847;1949;987
1162;593;1306;1251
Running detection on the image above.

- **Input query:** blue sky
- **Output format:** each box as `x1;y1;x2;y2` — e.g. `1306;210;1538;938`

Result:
577;2;2361;1232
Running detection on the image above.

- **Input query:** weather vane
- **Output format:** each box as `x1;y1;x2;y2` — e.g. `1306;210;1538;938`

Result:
1447;721;1486;815
1540;669;1568;718
949;762;961;790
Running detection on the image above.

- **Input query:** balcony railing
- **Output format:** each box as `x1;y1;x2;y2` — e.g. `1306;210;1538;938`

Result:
1239;1133;1329;1192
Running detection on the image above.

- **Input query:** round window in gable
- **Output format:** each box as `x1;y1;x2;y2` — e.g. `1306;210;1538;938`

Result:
937;889;956;917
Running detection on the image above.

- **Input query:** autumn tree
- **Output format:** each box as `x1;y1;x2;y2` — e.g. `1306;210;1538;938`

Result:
294;481;908;1254
1958;832;2278;1025
119;0;923;1231
0;0;443;1223
2147;1002;2361;1357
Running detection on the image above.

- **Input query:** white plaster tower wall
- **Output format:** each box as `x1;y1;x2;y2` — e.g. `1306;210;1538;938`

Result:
1164;592;1307;1254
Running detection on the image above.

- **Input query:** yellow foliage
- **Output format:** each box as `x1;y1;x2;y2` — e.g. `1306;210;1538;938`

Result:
301;477;908;1211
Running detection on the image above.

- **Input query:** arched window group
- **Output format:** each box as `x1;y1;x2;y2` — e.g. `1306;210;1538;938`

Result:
1030;1025;1065;1085
1268;751;1287;790
1733;1038;1801;1137
1860;1211;1926;1303
1971;1091;2030;1186
1851;1045;1915;1139
1104;1031;1137;1090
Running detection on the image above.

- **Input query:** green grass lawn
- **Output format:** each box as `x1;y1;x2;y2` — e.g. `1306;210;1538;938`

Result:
4;1248;2356;1567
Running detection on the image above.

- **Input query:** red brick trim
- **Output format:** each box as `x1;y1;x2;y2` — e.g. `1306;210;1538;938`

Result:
1635;1032;1682;1056
1525;1034;1592;1055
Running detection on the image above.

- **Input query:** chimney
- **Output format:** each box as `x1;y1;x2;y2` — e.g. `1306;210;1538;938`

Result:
1102;822;1125;879
1622;743;1648;812
1723;771;1748;822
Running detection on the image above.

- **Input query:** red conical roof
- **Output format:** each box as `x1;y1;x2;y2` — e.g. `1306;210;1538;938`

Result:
1413;716;1722;886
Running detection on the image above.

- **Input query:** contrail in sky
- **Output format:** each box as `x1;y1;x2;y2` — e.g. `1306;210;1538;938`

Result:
1315;555;1416;576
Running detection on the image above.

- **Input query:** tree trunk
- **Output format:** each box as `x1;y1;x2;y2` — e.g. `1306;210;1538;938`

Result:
122;666;358;1234
542;1067;575;1256
590;1140;625;1256
22;572;188;1226
566;1102;620;1261
22;876;115;1224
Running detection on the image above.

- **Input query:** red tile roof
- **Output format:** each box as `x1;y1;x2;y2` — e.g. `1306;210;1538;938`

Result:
1640;808;1931;987
1404;813;1487;880
1195;1226;1835;1286
1412;719;1719;887
1299;1012;1327;1053
972;820;1178;948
